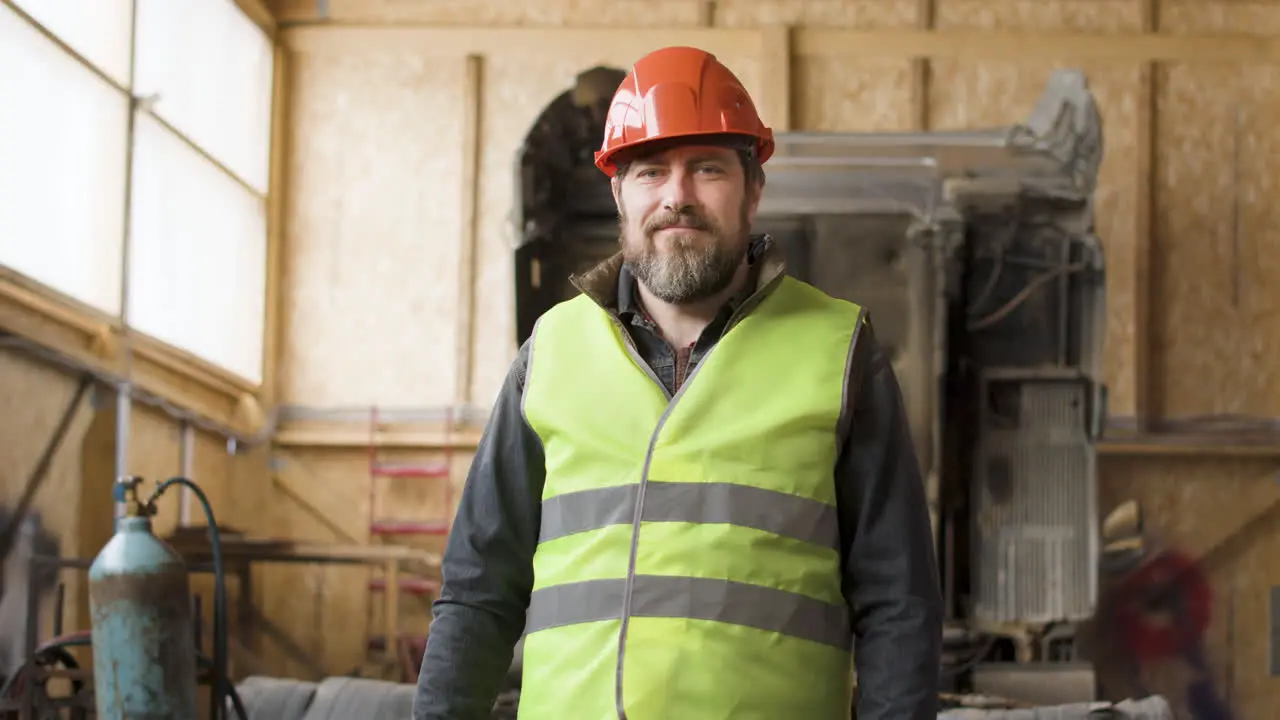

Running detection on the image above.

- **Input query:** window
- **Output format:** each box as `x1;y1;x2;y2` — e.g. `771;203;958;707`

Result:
0;4;129;315
128;112;268;384
127;0;274;383
10;0;133;86
0;0;274;386
133;0;274;193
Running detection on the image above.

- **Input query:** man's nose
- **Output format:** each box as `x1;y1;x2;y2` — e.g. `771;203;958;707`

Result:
660;168;695;212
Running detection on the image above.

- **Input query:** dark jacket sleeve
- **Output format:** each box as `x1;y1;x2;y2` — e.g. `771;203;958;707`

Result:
413;340;544;720
835;320;944;720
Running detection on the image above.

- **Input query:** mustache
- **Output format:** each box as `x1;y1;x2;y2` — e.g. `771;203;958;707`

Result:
643;208;712;235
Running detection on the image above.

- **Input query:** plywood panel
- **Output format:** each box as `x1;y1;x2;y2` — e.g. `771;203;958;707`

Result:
713;0;917;28
280;52;466;407
794;58;916;132
1098;456;1280;719
1160;0;1280;35
936;0;1142;31
273;0;704;25
262;448;375;677
280;0;923;30
1153;62;1280;417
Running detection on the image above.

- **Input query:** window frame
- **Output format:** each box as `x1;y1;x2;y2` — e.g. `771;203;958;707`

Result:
0;0;280;438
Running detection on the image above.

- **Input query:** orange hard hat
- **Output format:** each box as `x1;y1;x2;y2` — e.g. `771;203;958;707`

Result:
594;46;774;177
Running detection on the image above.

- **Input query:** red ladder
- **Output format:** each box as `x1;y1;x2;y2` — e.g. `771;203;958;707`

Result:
365;405;454;677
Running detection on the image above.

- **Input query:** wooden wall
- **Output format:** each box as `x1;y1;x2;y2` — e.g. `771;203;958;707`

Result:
257;0;1280;715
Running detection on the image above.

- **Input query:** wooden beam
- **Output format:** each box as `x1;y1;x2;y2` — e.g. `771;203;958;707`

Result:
271;468;360;544
795;28;1280;63
0;272;268;439
910;0;936;131
454;55;483;407
759;26;792;132
273;421;483;450
283;26;763;57
262;43;292;410
282;26;1280;64
1099;437;1280;459
696;1;715;27
1134;0;1159;432
233;0;278;38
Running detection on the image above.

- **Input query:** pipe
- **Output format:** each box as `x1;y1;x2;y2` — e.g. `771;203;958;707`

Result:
114;384;132;519
113;0;138;520
178;423;195;527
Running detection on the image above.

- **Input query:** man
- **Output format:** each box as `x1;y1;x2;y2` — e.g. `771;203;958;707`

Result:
414;46;942;719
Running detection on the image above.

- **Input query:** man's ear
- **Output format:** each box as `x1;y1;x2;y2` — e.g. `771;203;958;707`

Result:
611;176;622;207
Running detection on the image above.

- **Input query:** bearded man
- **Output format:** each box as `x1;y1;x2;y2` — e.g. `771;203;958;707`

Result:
414;46;943;720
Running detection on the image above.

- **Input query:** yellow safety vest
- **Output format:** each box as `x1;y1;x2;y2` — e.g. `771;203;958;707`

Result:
519;275;867;720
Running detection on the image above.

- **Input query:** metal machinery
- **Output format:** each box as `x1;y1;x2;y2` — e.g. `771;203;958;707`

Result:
512;66;1109;703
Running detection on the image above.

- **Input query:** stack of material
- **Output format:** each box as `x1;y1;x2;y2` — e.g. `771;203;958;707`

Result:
232;676;415;720
938;694;1174;719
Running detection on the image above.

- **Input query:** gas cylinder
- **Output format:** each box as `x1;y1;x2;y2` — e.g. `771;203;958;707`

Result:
89;476;199;719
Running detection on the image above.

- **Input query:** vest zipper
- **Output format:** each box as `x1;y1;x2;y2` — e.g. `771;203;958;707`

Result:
606;273;782;718
610;314;720;720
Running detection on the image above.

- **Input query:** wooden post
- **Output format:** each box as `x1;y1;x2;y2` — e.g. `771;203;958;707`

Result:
262;42;292;409
454;55;484;408
760;26;792;131
911;0;936;130
1134;0;1159;430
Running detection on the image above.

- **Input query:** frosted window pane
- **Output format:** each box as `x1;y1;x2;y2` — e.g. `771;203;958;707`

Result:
11;0;133;87
133;0;273;194
128;112;267;385
0;5;128;316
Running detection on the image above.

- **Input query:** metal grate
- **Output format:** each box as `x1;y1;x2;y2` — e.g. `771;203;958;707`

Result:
972;376;1098;624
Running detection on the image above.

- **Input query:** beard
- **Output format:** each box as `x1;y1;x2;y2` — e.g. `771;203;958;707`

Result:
619;204;749;305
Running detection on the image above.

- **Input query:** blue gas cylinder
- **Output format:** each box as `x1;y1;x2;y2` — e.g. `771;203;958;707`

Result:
89;476;199;719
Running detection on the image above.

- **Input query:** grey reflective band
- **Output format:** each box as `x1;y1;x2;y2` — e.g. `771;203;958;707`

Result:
526;575;852;651
539;481;840;550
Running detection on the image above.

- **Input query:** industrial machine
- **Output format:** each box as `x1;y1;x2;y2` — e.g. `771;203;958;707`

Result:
511;66;1108;704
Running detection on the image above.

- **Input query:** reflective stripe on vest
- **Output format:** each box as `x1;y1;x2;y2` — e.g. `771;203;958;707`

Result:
519;275;866;720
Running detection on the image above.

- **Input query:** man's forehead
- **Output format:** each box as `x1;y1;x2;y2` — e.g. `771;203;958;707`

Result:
630;143;739;166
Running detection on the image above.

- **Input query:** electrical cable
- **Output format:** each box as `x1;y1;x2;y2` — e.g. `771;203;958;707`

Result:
939;635;998;678
967;260;1089;331
147;477;234;720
